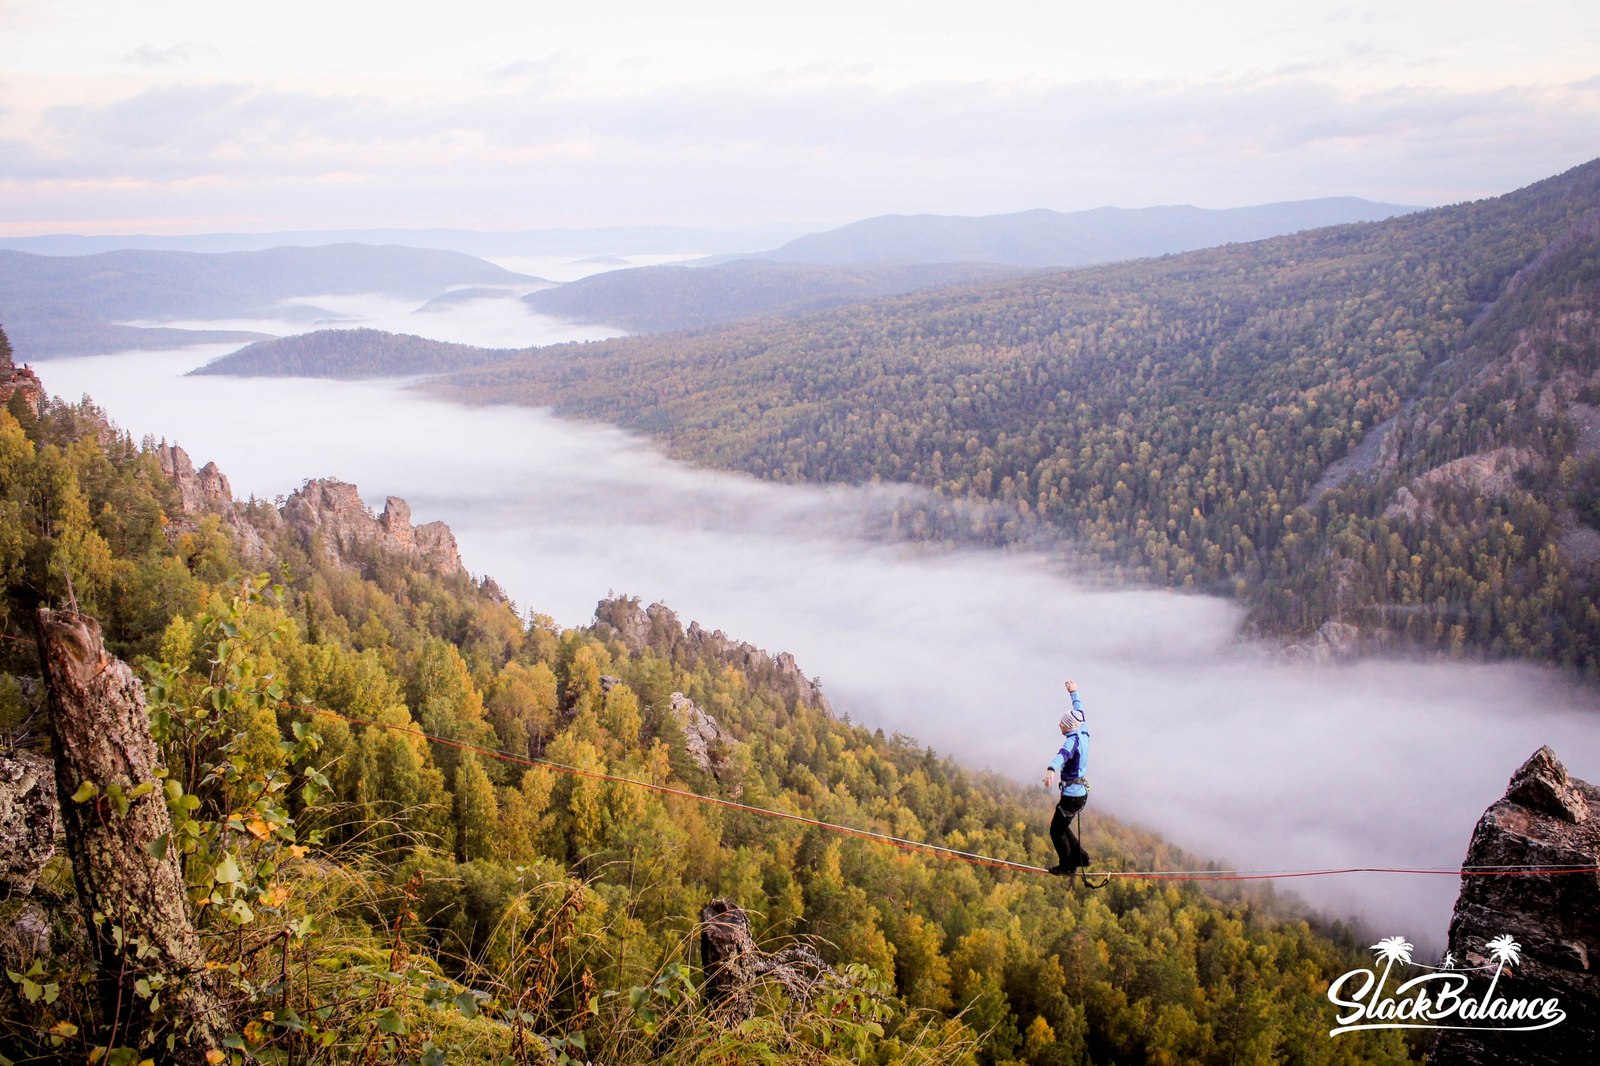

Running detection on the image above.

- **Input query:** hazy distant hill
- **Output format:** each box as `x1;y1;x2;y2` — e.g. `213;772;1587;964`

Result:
192;328;516;379
0;224;803;258
523;259;1026;333
0;244;540;358
740;198;1421;267
441;160;1600;669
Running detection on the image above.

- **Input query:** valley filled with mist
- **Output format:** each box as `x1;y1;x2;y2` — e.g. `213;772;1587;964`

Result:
24;169;1600;950
38;323;1600;947
8;177;1600;1063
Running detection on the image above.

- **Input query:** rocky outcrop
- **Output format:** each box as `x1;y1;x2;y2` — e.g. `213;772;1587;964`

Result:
153;442;269;561
1433;747;1599;1064
282;478;464;579
671;692;739;795
686;623;831;717
595;597;831;716
1303;414;1400;505
155;443;236;517
0;361;43;417
154;450;468;579
1;327;43;416
1280;619;1363;664
1382;446;1538;523
594;598;690;659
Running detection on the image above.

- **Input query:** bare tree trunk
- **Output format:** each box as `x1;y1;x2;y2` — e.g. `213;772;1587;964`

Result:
37;608;233;1061
699;898;834;1022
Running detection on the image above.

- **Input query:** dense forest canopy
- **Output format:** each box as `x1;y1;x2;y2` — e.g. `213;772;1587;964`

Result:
439;158;1600;671
0;329;1412;1062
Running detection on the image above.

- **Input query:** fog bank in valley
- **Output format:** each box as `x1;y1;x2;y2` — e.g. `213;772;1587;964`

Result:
40;341;1600;949
134;288;627;353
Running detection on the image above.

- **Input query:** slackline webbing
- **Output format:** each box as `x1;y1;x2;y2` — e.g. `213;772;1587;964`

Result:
290;702;1600;884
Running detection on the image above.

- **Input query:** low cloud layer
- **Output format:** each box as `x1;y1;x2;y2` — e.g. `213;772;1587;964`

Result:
5;68;1598;232
39;328;1600;951
145;290;623;351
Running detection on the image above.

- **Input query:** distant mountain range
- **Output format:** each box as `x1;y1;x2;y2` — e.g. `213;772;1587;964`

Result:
0;244;540;358
522;199;1420;333
730;198;1422;268
2;197;1427;357
0;225;804;259
522;260;1026;334
0;202;1417;269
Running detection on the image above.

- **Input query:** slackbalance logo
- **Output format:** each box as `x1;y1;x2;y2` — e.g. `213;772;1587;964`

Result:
1326;935;1566;1036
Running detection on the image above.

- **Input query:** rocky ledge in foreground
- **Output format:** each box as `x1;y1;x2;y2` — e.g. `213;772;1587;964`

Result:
1433;746;1599;1064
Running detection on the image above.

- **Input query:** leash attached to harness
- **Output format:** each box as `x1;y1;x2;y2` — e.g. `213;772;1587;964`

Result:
1075;804;1109;889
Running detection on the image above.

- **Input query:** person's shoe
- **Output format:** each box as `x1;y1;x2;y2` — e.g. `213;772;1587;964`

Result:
1047;865;1070;876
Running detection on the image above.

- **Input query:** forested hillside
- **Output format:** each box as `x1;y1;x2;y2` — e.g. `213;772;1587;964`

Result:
440;159;1600;670
0;330;1409;1063
193;328;518;379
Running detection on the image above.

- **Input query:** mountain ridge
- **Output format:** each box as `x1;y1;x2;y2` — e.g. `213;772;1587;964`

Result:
0;243;542;358
727;196;1422;268
520;259;1028;334
436;157;1600;669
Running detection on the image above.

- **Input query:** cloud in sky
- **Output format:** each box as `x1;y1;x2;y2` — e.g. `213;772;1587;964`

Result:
121;42;221;68
1;1;1598;232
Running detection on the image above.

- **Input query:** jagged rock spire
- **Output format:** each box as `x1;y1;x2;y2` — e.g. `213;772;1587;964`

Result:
1433;747;1599;1064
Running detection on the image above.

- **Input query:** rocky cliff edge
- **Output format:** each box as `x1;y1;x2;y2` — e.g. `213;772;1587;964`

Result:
1433;746;1599;1064
594;596;830;717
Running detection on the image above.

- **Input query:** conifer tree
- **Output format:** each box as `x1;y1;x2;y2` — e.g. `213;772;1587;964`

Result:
454;749;500;863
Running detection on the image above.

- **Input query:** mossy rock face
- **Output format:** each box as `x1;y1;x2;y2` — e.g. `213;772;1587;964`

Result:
0;747;57;897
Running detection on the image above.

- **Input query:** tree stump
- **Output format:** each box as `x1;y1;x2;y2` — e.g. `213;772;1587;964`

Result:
699;898;834;1022
37;608;233;1061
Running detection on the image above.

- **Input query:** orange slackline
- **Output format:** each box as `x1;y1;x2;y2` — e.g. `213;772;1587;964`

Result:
287;701;1600;884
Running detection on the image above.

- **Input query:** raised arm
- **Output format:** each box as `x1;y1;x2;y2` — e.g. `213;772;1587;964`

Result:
1064;679;1084;721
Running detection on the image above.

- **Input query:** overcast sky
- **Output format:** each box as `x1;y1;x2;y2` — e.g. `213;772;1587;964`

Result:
2;1;1598;235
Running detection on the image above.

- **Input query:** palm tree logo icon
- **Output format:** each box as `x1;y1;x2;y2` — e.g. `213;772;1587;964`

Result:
1371;936;1414;996
1483;935;1522;1003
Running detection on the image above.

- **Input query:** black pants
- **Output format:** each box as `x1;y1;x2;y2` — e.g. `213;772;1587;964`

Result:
1050;793;1089;870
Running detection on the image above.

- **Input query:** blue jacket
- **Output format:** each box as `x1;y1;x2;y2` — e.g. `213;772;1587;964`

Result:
1048;691;1089;798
